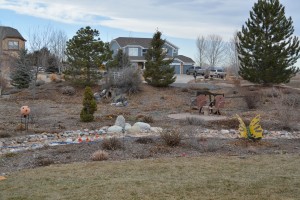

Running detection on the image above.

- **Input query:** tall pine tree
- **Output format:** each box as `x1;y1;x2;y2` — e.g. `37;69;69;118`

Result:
106;49;131;69
236;0;300;84
65;26;112;86
143;31;176;87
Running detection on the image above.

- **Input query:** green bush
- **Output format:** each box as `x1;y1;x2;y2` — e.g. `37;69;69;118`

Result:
80;86;97;122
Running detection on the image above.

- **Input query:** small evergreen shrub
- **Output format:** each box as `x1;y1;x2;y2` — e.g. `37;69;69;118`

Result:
80;86;97;122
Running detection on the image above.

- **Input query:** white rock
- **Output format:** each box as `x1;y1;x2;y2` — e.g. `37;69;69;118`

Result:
133;122;151;131
65;138;73;143
221;129;230;134
115;115;126;127
0;141;3;147
127;125;141;134
107;125;123;133
125;123;132;131
150;127;163;133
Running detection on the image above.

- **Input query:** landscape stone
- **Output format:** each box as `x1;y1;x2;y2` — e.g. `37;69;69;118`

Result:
221;129;230;134
125;123;132;131
107;125;123;133
127;125;141;134
133;122;151;131
115;115;126;127
150;127;163;133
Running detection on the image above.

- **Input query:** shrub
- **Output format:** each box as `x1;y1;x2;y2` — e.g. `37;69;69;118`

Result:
80;86;97;122
91;150;109;161
186;117;206;126
61;86;76;96
35;156;54;166
50;73;58;82
160;129;182;147
243;92;261;109
274;92;299;130
102;137;122;150
105;67;143;94
135;137;154;144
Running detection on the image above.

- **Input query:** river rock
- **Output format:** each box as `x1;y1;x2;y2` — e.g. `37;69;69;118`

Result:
221;129;230;134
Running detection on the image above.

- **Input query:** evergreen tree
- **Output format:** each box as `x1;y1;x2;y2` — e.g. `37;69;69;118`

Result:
80;86;97;122
10;49;33;89
106;49;131;69
144;31;176;87
236;0;300;84
65;26;112;86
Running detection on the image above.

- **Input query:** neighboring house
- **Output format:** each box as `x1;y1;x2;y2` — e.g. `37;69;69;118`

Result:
0;26;26;80
110;37;194;74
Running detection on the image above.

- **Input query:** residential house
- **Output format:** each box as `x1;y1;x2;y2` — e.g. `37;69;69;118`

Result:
110;37;194;74
0;26;26;79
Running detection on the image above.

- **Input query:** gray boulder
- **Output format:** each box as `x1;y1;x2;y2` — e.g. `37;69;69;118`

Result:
115;115;126;127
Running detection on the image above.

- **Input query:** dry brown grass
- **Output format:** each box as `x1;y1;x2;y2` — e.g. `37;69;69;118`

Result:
1;155;299;200
91;150;109;161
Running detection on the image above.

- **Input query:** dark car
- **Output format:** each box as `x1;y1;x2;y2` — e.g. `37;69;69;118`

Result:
186;66;205;75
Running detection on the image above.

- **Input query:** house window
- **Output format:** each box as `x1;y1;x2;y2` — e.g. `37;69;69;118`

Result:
8;41;19;50
142;49;148;55
128;47;138;56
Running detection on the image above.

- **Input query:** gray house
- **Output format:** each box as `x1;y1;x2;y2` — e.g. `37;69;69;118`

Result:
110;37;194;74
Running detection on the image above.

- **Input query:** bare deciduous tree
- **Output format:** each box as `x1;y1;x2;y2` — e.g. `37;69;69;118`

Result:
195;36;207;67
228;32;240;76
205;34;227;67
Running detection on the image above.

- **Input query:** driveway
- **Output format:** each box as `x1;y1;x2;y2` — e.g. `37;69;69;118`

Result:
173;74;195;83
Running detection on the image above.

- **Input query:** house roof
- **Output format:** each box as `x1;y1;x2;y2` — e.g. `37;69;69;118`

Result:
175;55;195;63
0;26;26;41
113;37;179;49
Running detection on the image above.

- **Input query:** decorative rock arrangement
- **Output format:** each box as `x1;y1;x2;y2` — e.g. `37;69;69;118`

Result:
0;115;299;154
0;115;160;154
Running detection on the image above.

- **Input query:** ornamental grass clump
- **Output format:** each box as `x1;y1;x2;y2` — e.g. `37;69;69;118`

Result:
91;150;109;161
160;129;182;147
101;137;122;150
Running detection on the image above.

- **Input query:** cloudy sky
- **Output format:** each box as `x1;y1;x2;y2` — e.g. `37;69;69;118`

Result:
0;0;299;66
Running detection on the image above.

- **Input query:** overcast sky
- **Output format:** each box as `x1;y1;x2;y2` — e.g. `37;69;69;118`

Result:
0;0;299;66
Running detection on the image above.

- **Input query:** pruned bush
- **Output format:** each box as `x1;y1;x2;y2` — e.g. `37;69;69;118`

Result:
274;91;299;130
160;129;182;147
135;137;154;144
243;92;261;109
61;86;76;96
50;73;58;82
102;137;122;150
105;67;143;94
35;156;54;166
186;117;206;125
35;80;45;86
91;150;109;161
80;86;97;122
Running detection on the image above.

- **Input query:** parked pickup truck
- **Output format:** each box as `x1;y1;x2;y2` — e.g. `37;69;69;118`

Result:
186;66;206;76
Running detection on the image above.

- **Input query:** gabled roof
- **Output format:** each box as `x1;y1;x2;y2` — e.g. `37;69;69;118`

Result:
175;55;195;63
112;37;178;49
0;26;26;41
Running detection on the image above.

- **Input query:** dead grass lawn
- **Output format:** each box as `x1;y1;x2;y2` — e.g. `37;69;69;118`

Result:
1;154;299;200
